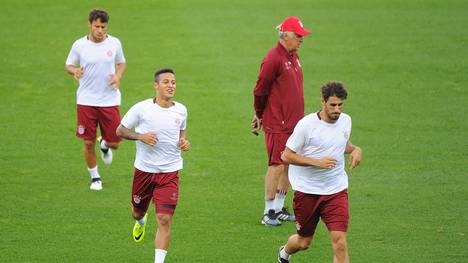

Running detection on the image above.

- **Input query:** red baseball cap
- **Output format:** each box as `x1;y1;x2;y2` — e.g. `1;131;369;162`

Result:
277;16;310;36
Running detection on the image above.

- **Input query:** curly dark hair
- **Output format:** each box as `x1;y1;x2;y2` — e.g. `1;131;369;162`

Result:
321;81;348;102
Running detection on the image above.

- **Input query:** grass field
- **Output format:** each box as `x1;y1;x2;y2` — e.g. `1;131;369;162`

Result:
1;0;467;262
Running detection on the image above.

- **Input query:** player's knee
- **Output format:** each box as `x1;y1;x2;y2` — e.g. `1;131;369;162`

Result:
332;235;347;252
156;213;172;227
84;140;95;150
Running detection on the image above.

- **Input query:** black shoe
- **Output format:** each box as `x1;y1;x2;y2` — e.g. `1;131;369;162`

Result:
277;207;295;222
261;209;281;226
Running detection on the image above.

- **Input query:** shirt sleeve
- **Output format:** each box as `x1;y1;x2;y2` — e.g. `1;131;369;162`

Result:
65;41;80;66
121;103;141;129
180;109;187;130
347;116;352;138
115;39;126;64
253;57;279;118
286;119;307;152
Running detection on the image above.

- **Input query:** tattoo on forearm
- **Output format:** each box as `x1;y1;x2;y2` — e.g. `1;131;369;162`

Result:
119;126;140;141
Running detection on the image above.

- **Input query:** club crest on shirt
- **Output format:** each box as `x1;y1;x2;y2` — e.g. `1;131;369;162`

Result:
175;118;182;125
107;50;113;57
344;131;349;140
133;195;141;204
77;125;85;135
284;61;292;70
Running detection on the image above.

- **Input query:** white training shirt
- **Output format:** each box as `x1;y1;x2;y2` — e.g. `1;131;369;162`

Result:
121;99;187;173
286;112;352;195
65;35;126;107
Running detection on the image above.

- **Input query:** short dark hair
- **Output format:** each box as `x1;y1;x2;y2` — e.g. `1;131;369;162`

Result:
154;68;175;82
321;81;348;102
89;9;109;23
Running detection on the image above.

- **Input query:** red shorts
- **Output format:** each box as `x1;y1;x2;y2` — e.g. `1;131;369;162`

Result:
76;104;121;143
131;169;179;215
293;189;349;237
264;132;291;166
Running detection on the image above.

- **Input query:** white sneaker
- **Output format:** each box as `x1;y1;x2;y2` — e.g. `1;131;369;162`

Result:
90;179;103;191
97;137;113;165
261;209;282;226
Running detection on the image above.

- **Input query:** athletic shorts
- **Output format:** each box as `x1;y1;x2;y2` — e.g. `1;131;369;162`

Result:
131;168;179;215
76;104;121;143
264;132;291;166
293;189;349;237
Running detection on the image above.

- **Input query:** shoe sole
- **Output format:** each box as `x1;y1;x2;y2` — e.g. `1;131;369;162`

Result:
261;219;281;226
101;150;112;165
100;149;113;165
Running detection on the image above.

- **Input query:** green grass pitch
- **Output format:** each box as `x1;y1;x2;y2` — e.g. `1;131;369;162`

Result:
0;0;467;262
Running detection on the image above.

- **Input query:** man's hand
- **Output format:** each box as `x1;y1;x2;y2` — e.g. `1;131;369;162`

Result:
73;67;84;80
179;138;191;152
348;147;362;171
109;74;121;89
316;157;338;169
251;115;262;136
138;132;158;146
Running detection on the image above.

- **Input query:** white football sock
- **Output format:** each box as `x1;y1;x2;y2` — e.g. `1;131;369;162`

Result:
155;249;167;263
100;138;109;150
274;192;286;213
280;246;291;260
87;166;100;179
137;215;146;227
265;199;275;214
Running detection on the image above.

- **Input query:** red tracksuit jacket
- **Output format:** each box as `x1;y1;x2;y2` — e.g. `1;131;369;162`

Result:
253;42;305;134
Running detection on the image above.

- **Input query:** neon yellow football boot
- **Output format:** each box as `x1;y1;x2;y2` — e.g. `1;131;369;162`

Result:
133;214;147;243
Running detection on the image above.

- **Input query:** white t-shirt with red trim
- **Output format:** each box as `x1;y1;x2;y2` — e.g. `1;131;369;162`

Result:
286;112;352;195
121;99;187;173
66;35;126;107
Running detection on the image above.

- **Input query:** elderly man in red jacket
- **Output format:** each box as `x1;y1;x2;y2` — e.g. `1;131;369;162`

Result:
252;16;311;226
